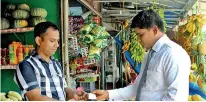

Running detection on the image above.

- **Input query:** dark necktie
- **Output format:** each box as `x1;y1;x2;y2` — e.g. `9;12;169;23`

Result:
136;49;154;101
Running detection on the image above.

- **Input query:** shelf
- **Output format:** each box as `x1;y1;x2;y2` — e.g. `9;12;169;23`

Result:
102;22;118;32
1;65;17;70
0;27;34;34
77;0;102;18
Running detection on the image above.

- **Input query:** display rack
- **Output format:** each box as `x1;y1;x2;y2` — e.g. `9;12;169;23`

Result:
1;27;34;70
1;65;17;70
102;40;119;89
0;27;34;34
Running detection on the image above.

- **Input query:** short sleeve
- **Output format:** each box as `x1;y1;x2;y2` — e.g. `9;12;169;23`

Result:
16;61;40;93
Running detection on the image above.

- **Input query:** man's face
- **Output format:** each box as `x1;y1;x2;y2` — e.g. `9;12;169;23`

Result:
38;27;60;57
134;27;156;50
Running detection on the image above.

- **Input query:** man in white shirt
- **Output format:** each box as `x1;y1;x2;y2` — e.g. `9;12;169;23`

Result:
92;9;191;101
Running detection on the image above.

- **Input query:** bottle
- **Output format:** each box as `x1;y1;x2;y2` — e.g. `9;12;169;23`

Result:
1;48;8;65
29;45;34;54
9;42;18;65
13;42;19;64
17;45;24;63
24;45;29;58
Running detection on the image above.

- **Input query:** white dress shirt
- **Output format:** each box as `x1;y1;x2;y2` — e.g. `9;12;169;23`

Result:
108;35;191;101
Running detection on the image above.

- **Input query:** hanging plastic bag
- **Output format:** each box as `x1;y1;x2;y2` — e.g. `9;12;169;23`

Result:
90;25;105;36
88;45;101;60
77;34;88;47
79;22;96;34
97;30;110;39
84;34;94;44
93;39;108;48
77;34;84;42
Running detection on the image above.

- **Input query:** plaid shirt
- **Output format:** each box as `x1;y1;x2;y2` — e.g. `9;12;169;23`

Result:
14;51;67;101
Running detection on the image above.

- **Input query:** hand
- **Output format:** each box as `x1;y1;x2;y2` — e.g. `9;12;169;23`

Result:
92;90;109;101
73;91;87;101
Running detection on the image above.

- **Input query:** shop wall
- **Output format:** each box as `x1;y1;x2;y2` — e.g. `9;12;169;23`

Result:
1;0;60;93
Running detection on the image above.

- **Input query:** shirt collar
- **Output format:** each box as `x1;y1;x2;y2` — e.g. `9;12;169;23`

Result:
31;50;55;63
152;34;169;52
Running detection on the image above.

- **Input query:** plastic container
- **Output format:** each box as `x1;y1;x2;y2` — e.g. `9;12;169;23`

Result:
29;45;34;54
24;45;29;58
1;48;8;65
17;45;24;63
9;42;18;65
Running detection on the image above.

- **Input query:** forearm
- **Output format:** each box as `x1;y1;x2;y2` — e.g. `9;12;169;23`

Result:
107;82;137;101
65;88;76;100
28;95;58;101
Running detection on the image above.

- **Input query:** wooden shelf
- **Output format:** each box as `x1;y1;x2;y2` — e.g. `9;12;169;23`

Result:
1;65;17;70
78;0;102;18
0;27;34;34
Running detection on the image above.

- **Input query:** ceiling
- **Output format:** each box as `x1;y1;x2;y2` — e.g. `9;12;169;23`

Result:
94;0;197;29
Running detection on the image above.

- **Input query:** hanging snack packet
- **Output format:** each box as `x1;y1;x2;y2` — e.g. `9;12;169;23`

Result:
79;23;96;34
77;34;84;42
93;39;108;48
90;25;105;36
84;34;94;44
98;30;110;39
77;36;87;47
88;45;101;60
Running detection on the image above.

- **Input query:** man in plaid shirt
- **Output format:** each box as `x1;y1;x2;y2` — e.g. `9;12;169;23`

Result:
14;22;85;101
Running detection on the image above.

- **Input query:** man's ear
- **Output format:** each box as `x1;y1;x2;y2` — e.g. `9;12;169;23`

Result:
35;36;41;46
152;26;158;35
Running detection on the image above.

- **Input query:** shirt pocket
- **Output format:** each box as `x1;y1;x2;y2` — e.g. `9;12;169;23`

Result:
145;70;161;91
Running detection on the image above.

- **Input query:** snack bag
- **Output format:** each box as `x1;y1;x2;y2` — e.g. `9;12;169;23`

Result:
88;45;101;60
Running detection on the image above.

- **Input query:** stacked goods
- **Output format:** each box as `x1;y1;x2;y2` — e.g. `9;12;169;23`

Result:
174;14;206;100
1;18;10;29
17;4;30;11
79;22;96;35
174;14;206;55
87;45;101;60
1;3;47;29
1;3;15;20
1;3;13;29
68;16;84;34
68;16;105;83
29;8;47;26
8;41;34;65
0;91;22;101
185;14;206;37
12;4;30;28
0;48;9;65
12;10;29;19
78;22;110;60
187;15;206;97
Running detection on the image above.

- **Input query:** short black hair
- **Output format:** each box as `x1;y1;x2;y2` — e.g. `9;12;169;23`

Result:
34;21;59;38
131;9;164;32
